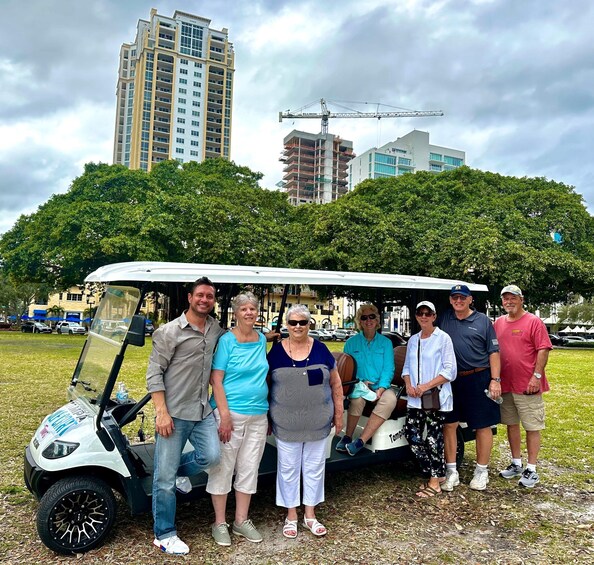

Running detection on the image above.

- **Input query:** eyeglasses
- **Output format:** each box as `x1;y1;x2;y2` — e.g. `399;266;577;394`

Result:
451;295;469;301
287;319;309;327
416;310;434;317
360;314;377;321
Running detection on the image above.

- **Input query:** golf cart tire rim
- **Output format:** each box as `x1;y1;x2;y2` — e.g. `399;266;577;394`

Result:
48;489;110;548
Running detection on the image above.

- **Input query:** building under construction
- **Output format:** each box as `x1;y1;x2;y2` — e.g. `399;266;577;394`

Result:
280;130;354;205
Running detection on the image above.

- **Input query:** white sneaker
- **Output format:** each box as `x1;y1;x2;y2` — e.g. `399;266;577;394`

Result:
469;468;489;491
441;469;460;492
153;535;190;554
176;476;192;494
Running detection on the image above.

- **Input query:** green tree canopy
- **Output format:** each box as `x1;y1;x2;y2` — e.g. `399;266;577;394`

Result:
1;163;593;306
293;167;594;304
0;159;295;288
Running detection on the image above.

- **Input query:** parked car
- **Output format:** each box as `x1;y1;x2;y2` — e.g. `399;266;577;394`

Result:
58;322;87;335
548;333;568;346
21;321;52;334
564;335;588;342
382;331;408;347
333;329;351;341
308;329;330;341
318;329;334;341
145;320;155;336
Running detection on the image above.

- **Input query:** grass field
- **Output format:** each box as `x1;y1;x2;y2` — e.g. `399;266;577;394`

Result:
0;332;593;564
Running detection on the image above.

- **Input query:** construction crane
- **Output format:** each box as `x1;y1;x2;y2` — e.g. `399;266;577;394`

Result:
279;98;444;135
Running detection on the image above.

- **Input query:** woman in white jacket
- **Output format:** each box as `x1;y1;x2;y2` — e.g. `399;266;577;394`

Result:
402;301;457;498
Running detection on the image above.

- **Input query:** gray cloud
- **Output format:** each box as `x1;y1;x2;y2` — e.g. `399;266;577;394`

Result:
0;0;593;238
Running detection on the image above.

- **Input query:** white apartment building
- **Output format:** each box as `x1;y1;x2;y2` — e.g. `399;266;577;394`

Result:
113;9;234;171
347;130;465;190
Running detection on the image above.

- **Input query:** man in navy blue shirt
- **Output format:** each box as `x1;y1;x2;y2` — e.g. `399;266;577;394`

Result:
438;284;501;491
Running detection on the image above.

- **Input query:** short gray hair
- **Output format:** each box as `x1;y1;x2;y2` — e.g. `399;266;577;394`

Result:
286;304;311;322
231;291;259;313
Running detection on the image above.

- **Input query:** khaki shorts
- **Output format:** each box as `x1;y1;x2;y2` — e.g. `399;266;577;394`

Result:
500;392;545;431
348;387;397;420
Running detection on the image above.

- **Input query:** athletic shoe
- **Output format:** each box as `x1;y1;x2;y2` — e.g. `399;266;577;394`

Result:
175;476;192;494
345;438;365;456
232;519;263;543
153;535;189;555
499;463;523;479
335;434;352;453
518;469;540;488
469;468;489;491
212;522;232;546
440;469;460;492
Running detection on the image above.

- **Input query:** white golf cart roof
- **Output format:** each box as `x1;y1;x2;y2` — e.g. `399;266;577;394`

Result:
86;261;488;292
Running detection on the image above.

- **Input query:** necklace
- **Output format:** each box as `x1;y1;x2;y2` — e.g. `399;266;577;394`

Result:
288;338;311;375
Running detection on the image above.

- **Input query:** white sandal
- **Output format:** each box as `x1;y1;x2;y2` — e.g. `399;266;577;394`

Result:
303;517;327;537
283;518;298;539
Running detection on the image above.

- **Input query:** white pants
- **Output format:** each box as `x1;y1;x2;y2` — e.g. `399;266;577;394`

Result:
206;411;268;495
275;437;327;508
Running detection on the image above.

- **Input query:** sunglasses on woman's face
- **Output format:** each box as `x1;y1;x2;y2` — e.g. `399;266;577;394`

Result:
360;314;377;321
416;310;434;317
287;319;309;326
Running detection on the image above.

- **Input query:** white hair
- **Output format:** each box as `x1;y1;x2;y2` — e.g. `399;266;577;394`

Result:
286;304;311;322
231;292;259;313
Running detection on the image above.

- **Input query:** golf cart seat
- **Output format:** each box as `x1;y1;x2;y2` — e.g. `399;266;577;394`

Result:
360;345;408;418
332;351;358;404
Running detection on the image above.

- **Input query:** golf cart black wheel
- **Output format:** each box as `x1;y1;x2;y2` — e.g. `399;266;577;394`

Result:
456;426;465;469
37;476;116;555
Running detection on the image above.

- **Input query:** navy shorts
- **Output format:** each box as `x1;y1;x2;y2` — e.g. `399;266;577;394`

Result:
444;368;501;429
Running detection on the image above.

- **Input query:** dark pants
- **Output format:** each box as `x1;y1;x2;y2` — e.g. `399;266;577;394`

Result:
405;408;446;478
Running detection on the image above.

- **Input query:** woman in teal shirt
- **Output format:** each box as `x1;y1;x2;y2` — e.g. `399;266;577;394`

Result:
336;303;396;456
206;292;269;547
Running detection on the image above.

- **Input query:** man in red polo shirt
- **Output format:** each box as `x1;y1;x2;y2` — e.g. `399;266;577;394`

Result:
493;285;553;488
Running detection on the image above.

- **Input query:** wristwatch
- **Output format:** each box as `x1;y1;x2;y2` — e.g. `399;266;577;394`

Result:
533;372;542;380
491;377;501;383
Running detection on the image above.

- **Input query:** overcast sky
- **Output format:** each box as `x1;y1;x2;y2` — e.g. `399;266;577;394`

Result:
1;0;593;235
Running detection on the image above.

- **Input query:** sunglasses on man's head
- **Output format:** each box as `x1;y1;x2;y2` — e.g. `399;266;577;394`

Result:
360;314;377;321
287;319;309;326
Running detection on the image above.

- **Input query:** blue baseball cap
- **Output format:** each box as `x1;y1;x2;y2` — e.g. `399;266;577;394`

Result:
450;284;472;297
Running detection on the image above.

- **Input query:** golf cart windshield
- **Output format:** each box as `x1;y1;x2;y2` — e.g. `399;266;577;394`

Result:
69;285;141;407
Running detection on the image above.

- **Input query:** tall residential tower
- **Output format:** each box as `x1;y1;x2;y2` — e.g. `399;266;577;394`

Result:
113;9;234;171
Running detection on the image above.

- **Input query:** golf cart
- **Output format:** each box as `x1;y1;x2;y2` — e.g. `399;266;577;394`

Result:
24;262;489;554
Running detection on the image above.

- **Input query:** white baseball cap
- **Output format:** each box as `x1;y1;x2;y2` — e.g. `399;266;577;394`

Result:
416;300;436;313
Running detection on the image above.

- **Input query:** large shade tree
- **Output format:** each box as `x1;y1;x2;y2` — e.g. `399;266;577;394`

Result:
0;159;295;289
292;167;594;305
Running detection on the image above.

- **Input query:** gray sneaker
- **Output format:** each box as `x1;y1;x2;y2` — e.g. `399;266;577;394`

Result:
232;519;263;543
212;522;231;546
441;469;460;492
518;469;540;488
499;463;523;479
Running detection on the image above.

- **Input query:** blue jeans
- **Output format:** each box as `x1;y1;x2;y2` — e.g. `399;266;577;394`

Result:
152;413;220;540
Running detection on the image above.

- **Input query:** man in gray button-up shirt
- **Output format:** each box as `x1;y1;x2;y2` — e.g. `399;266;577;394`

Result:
147;277;224;555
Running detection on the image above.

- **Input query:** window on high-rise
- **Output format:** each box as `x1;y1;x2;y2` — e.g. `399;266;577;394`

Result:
180;22;203;57
429;152;443;161
443;155;463;167
180;68;188;75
